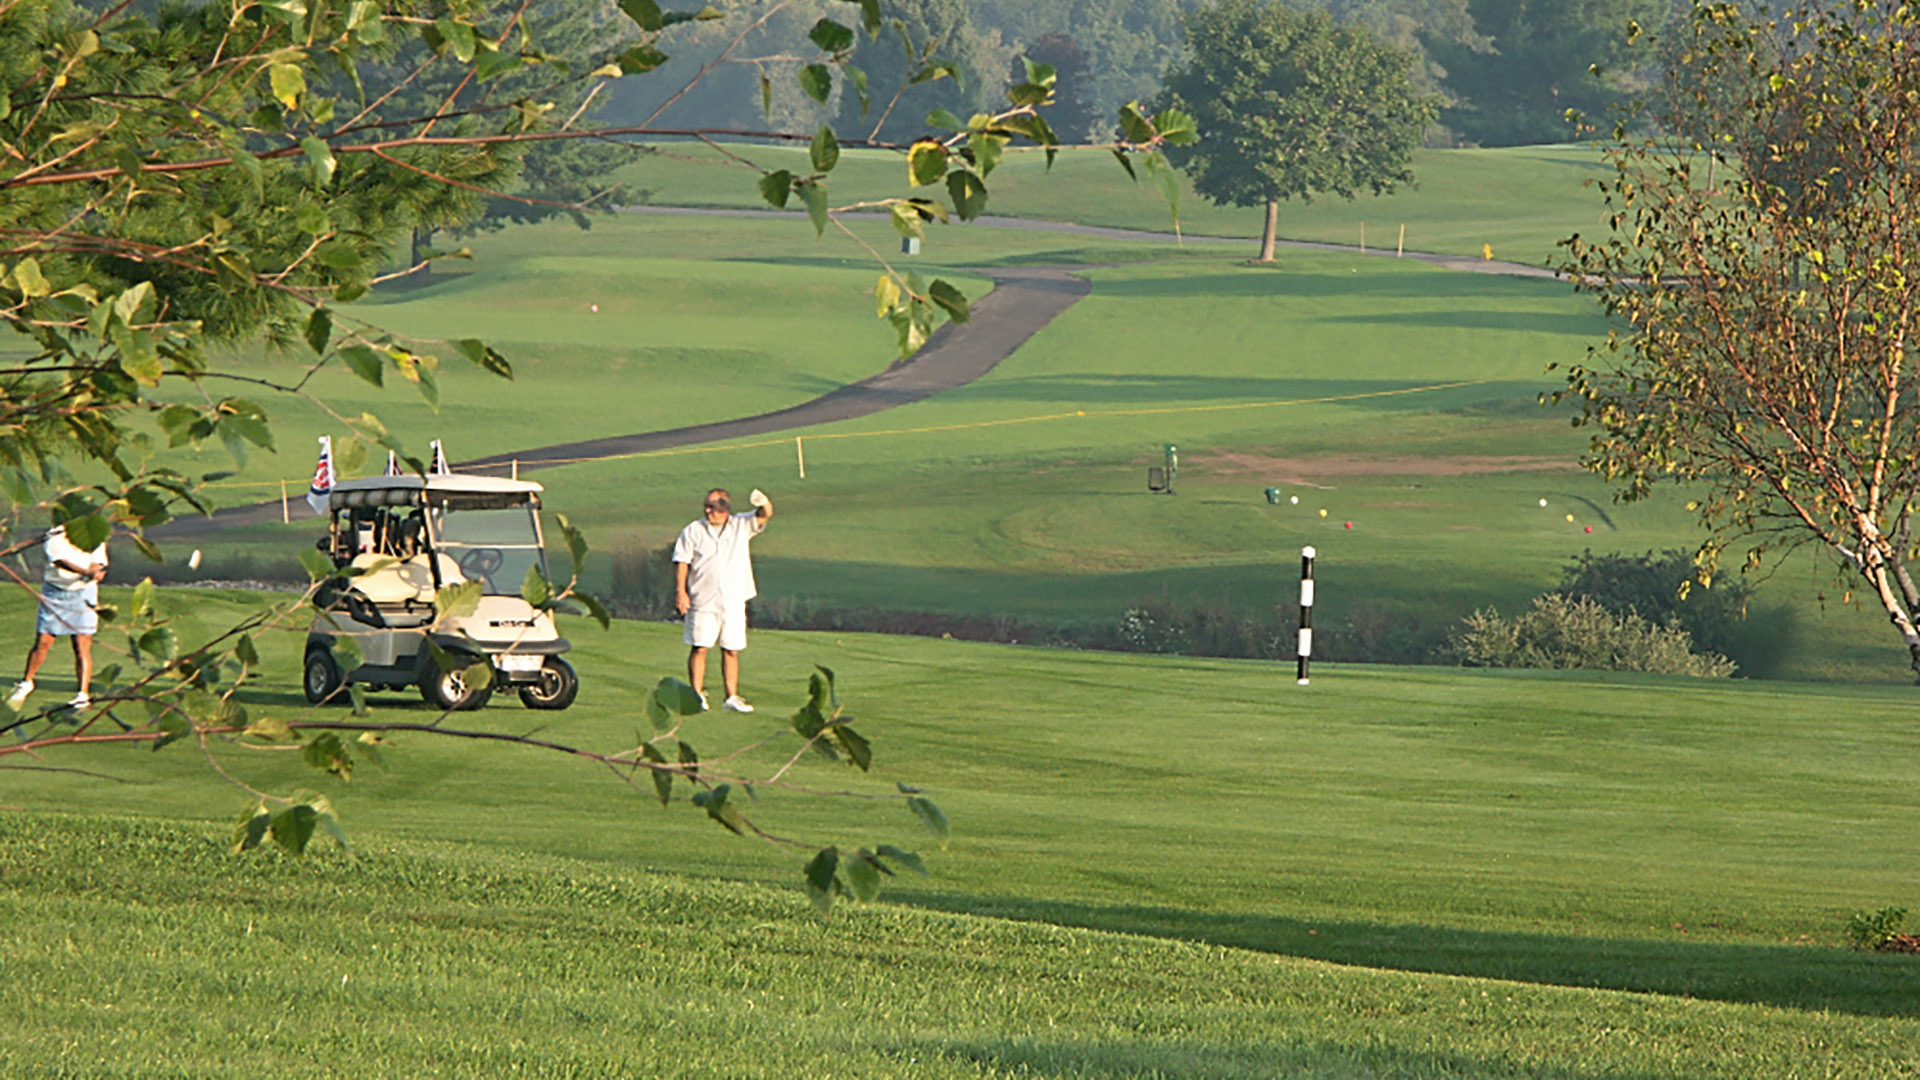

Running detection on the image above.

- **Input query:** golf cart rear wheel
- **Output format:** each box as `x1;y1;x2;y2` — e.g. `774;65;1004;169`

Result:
517;656;579;711
303;649;343;705
419;661;493;712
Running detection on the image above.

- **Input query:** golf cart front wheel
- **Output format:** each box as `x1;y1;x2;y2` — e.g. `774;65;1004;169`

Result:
419;661;493;712
518;657;579;711
303;649;343;705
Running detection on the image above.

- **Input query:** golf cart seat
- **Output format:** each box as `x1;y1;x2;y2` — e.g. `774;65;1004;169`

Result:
342;553;466;629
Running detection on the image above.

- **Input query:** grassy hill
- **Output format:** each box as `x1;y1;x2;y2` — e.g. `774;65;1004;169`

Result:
2;588;1917;1075
614;141;1614;266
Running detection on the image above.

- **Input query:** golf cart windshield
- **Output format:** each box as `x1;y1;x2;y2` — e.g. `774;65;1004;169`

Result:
428;504;546;596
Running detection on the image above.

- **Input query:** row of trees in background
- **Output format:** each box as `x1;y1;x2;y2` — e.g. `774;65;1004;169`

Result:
601;0;1668;150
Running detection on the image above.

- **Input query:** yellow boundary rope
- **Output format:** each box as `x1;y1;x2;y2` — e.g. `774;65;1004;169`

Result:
199;376;1502;492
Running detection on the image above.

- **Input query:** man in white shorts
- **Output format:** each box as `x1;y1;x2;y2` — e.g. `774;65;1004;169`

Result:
9;523;109;712
672;487;772;712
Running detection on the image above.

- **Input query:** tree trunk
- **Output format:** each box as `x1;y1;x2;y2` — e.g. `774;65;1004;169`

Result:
1865;561;1920;679
1258;198;1278;263
406;227;433;284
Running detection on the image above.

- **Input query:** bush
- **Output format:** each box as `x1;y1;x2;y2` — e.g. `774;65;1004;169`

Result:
1447;594;1736;677
605;542;678;620
1846;906;1909;950
1558;549;1795;677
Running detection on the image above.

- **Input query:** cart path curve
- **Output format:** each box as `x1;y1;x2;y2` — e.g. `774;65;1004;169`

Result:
153;265;1090;538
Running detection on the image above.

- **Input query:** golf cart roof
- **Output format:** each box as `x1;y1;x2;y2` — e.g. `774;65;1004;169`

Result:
328;474;542;510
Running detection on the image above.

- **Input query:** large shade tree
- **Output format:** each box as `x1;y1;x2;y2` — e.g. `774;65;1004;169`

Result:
0;0;1188;896
1157;0;1438;262
1555;0;1920;678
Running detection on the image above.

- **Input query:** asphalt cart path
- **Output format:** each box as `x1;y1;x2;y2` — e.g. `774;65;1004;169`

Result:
153;265;1090;539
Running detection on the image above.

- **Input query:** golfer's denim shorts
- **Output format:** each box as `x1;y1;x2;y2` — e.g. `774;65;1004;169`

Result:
36;585;97;636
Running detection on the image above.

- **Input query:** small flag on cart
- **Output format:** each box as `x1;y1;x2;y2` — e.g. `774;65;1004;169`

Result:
384;450;403;477
430;439;451;476
305;436;334;516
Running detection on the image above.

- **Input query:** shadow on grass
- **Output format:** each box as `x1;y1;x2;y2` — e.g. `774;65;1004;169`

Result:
1319;309;1607;335
895;892;1920;1019
1090;267;1570;302
919;1036;1677;1080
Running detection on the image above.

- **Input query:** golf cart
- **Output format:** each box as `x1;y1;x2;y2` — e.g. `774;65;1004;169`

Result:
302;474;578;711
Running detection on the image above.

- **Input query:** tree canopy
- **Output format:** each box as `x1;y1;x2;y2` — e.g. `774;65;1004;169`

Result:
1555;0;1920;679
1157;0;1438;261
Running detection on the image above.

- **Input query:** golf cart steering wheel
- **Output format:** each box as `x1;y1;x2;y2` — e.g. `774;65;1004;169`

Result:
457;547;504;580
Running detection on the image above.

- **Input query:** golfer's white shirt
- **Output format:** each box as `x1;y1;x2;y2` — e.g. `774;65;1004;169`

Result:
42;527;107;591
672;511;765;612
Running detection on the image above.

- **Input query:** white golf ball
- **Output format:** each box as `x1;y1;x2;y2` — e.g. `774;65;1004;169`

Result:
1289;495;1299;505
188;549;202;570
1538;498;1548;507
590;303;599;313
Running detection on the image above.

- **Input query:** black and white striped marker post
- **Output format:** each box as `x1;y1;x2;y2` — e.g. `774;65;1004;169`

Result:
1297;546;1316;685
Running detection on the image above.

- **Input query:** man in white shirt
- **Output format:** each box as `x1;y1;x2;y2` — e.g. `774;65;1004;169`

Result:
672;487;773;712
10;524;109;711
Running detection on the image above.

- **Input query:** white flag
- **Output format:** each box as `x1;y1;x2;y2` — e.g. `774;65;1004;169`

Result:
430;439;451;476
383;450;402;477
306;436;335;516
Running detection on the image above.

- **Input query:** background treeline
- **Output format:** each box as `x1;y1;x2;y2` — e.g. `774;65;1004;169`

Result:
597;0;1677;149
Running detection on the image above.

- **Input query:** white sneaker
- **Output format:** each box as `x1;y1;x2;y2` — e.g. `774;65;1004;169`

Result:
6;680;31;707
697;692;710;712
67;692;89;710
722;695;754;713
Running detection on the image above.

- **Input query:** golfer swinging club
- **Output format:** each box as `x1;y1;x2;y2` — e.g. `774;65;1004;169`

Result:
673;487;773;712
8;523;110;712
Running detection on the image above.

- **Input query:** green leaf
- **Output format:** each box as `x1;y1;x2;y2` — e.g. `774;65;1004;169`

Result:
270;804;319;855
809;126;840;174
803;846;839;913
130;577;155;619
436;17;476;62
520;564;553;608
437;580;483;619
298;548;333;581
758;169;793;208
11;257;49;298
1007;81;1051;108
928;279;971;323
232;801;272;854
691;783;744;834
808;17;854;53
63;514;109;552
1117;101;1155;144
304;308;331;356
234;633;261;669
330;634;363;677
137;626;178;664
797;63;833;104
908;140;948;187
677;739;699;775
315;240;360;270
646;690;673;733
244;715;293;742
1110;147;1138;182
568;590;612;630
640;741;672;804
832;723;872;771
617;44;669;74
876;844;928;875
843;849;883;901
799;181;829;236
454;338;513;379
268;62;305;110
1154;106;1198;146
845;0;882;36
655;676;705;716
946;170;986;221
337;345;382;387
300;136;335;187
874;273;902;317
907;795;950;847
927;107;963;131
619;0;663;31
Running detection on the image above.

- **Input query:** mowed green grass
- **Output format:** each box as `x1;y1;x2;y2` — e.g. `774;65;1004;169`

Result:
2;587;1918;1076
151;212;1191;501
616;141;1614;265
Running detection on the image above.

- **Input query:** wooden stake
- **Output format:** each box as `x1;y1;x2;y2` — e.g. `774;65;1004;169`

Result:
1359;221;1366;252
796;436;806;479
280;479;290;523
512;459;519;480
1397;224;1405;258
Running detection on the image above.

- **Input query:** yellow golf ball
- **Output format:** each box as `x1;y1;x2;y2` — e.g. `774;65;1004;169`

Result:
1318;509;1328;518
1565;513;1575;522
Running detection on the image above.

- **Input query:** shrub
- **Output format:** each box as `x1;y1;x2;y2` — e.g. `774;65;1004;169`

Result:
605;542;678;620
1846;906;1908;950
1447;594;1736;677
1558;549;1795;677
